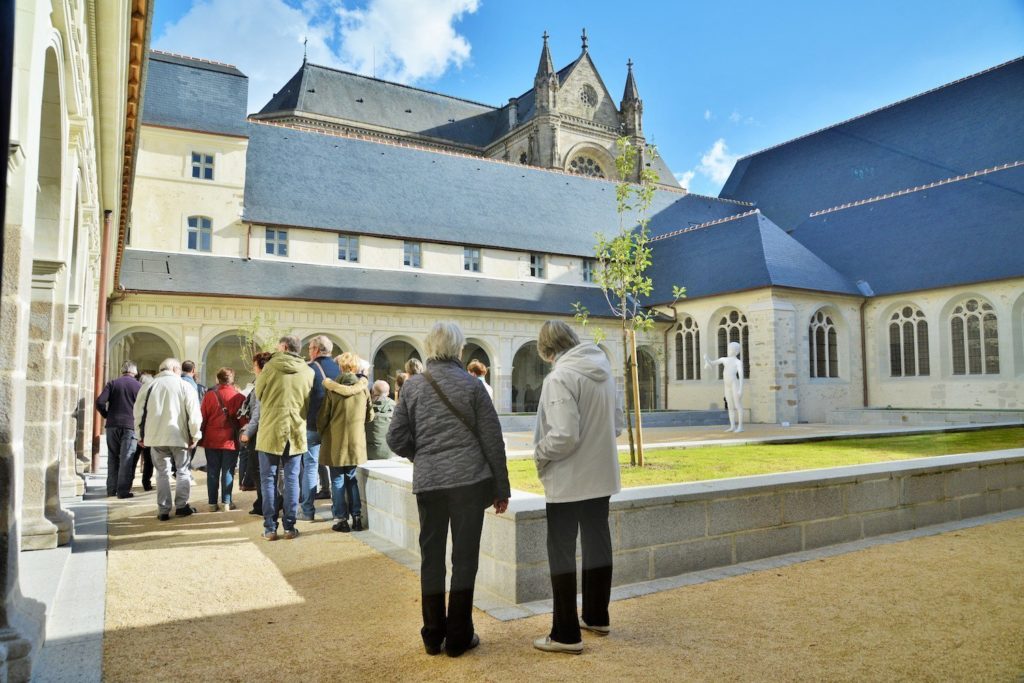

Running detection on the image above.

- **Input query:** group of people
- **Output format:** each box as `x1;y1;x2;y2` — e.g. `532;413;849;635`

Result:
97;319;624;656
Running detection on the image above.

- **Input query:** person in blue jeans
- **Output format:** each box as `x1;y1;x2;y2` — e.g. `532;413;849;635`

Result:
254;335;314;540
199;368;245;511
299;335;340;521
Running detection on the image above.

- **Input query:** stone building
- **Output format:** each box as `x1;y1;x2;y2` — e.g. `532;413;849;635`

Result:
1;0;148;678
115;40;1023;425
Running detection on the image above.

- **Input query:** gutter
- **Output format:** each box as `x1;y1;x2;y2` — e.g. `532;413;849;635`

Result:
856;280;875;408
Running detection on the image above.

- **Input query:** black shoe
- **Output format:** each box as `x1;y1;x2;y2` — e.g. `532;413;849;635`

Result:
142;482;153;491
424;640;444;656
315;489;331;500
117;492;135;499
158;513;170;521
446;633;480;658
175;505;197;517
352;516;363;532
196;466;207;473
248;508;262;516
332;520;351;533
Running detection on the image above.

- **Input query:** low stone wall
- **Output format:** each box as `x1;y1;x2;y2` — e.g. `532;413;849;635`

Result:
498;409;743;432
828;408;1024;426
361;449;1024;605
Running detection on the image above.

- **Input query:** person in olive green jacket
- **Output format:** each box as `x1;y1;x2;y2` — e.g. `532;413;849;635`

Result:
254;335;314;541
318;352;374;532
366;380;395;460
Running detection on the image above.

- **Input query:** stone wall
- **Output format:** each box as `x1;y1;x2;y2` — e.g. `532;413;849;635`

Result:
362;449;1024;604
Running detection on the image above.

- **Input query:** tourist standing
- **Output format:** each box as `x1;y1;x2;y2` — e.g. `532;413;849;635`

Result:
134;358;203;521
240;352;274;516
318;352;373;532
96;360;142;498
387;322;510;658
466;360;494;401
199;367;245;511
300;335;340;521
365;380;395;460
531;321;623;654
255;335;313;540
132;373;155;492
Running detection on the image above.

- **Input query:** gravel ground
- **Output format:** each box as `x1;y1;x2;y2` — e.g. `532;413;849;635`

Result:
103;481;1024;682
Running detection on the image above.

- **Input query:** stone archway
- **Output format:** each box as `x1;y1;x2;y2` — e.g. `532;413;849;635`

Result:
511;341;550;413
373;339;422;397
462;341;492;386
109;329;178;378
202;333;253;389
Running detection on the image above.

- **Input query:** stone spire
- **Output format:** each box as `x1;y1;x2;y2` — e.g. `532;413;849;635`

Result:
534;31;558;112
620;58;643;136
535;31;555;81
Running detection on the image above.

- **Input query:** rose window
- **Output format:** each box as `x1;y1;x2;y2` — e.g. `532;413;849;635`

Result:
568;155;605;178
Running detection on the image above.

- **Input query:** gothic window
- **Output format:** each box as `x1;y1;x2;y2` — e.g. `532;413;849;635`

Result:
950;298;999;375
464;247;481;272
675;317;701;381
568;155;605;178
579;84;597;107
888;306;929;377
717;310;750;379
338;234;359;262
191;152;214;180
186;216;212;252
265;228;287;257
808;310;839;378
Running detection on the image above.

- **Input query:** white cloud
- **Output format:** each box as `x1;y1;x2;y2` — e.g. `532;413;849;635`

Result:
153;0;480;113
728;110;742;124
703;109;712;121
674;170;695;189
676;138;740;193
728;109;756;125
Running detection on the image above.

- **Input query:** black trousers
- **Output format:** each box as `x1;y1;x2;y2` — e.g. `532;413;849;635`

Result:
132;446;153;489
546;496;613;644
416;479;492;653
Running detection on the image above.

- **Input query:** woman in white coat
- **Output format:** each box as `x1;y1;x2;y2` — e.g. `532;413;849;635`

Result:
531;321;623;654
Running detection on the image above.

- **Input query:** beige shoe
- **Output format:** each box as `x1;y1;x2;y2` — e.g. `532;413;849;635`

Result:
533;637;582;654
208;504;219;512
579;620;610;636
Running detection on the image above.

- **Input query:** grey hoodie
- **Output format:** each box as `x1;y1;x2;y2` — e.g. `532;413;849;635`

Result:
533;343;624;503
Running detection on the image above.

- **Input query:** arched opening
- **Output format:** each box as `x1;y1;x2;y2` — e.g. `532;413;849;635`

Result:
374;339;421;396
636;346;657;410
511;342;550;413
109;330;177;379
202;333;252;388
461;341;492;385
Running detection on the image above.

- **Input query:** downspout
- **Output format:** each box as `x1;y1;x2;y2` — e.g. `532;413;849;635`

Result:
856;280;874;408
91;209;113;471
245;222;251;259
656;304;678;410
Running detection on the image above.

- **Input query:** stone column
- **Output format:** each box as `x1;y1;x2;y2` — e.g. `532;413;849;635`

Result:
747;298;799;425
59;305;82;498
495;336;513;413
22;261;73;549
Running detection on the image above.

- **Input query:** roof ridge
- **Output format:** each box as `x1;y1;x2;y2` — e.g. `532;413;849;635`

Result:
736;55;1024;163
150;49;239;70
685;191;753;207
808;160;1024;217
304;62;498;111
649;209;760;243
248;118;644;187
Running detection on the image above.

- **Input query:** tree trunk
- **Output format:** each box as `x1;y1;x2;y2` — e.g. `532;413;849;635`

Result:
621;324;636;466
629;329;645;467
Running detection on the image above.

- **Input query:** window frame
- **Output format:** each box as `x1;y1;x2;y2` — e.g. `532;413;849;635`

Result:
582;257;596;283
190;151;215;181
186;215;213;252
950;297;999;376
338;234;359;263
808;310;840;379
887;306;930;377
674;317;701;381
529;252;546;279
403;240;422;268
463;246;481;273
716;309;750;379
265;227;288;257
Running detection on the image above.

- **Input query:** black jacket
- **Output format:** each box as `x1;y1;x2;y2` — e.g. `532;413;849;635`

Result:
96;374;142;430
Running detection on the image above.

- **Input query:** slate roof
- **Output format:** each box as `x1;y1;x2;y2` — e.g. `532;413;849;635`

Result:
255;62;502;148
645;211;860;304
720;57;1024;230
119;250;613;317
242;122;749;256
142;51;249;137
789;162;1024;296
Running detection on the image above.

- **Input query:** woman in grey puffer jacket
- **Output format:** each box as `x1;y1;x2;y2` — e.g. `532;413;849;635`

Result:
387;321;510;658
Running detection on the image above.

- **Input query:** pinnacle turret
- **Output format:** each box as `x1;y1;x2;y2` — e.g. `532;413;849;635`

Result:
535;31;555;81
622;58;640;103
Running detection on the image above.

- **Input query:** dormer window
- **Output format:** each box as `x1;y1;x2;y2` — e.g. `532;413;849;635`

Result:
529;253;545;279
191;152;214;180
582;258;596;283
265;228;288;257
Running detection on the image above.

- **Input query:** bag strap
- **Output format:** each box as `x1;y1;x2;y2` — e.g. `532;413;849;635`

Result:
211;388;241;431
421;370;480;443
311;359;326;380
139;384;153;442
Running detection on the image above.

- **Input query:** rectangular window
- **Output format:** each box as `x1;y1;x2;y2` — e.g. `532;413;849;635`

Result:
265;228;288;257
529;253;545;278
582;258;595;283
464;247;481;272
191;152;214;180
338;235;359;262
404;241;421;268
186;216;212;252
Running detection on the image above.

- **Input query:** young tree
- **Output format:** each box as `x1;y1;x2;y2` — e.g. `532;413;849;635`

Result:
574;137;685;466
237;311;283;384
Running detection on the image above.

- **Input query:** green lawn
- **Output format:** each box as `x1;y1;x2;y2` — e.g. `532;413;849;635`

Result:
507;427;1024;494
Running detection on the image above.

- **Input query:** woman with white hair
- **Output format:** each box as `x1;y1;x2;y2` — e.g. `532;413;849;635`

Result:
387;321;510;658
531;320;623;655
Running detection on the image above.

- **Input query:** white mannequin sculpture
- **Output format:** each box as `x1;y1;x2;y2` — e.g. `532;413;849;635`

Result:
705;341;744;433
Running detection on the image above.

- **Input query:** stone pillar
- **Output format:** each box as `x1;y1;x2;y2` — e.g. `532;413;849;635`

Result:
495;336;513;413
182;324;201;366
22;261;73;549
747;298;799;425
59;305;82;498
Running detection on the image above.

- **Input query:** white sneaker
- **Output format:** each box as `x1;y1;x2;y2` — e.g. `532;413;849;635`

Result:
533;637;583;654
579;620;610;636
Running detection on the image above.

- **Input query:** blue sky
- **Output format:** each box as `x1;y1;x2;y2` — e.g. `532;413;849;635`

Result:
151;0;1024;196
